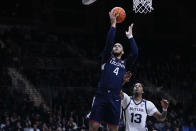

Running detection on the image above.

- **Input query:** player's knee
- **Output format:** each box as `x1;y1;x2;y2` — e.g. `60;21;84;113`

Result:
89;125;99;131
108;125;119;131
89;121;100;131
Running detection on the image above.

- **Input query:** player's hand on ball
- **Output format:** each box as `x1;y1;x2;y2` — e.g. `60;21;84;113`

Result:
123;71;132;84
109;11;117;27
161;99;169;109
126;23;134;38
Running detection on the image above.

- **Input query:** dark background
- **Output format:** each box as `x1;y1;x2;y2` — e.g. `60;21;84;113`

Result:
0;0;195;130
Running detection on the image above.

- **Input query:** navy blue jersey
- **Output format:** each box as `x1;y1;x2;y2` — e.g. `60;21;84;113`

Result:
96;27;138;97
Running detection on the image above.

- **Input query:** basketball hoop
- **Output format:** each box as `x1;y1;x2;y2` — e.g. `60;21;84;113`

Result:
133;0;154;13
82;0;96;5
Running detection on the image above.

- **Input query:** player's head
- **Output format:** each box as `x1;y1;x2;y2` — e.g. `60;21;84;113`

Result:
133;83;144;96
112;43;124;58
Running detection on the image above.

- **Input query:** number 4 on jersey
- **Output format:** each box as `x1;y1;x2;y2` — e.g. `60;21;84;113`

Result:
113;67;119;75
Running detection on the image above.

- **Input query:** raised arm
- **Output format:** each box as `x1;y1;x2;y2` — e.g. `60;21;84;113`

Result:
125;24;139;70
120;90;124;100
101;12;117;63
153;99;169;122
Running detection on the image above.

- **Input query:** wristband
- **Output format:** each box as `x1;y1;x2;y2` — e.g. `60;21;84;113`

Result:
127;34;133;39
162;108;167;112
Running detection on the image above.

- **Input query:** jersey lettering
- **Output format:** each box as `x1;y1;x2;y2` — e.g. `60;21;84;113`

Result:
113;67;119;75
130;113;142;123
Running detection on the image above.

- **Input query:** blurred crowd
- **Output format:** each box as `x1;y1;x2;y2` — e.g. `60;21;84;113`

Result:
0;86;196;131
0;24;196;131
0;86;90;131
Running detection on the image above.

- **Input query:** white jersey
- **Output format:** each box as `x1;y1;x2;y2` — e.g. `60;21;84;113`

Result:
121;93;158;131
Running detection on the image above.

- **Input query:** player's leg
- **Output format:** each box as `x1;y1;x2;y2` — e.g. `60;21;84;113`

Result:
106;97;121;131
108;125;119;131
89;120;100;131
87;96;107;131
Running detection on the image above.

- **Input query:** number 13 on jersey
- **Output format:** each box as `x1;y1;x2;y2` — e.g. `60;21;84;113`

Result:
131;113;142;123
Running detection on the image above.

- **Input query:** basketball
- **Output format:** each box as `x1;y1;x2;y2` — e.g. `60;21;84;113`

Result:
111;7;126;23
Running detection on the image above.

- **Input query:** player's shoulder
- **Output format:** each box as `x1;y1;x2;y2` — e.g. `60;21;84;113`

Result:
123;92;129;98
145;99;153;104
106;55;115;62
109;55;115;61
121;60;125;64
145;100;156;107
123;92;132;100
102;55;113;64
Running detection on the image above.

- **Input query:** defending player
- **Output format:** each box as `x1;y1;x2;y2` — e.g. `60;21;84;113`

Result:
120;83;169;131
87;11;138;131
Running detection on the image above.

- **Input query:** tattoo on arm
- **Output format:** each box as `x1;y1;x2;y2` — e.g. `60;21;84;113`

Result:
154;111;167;121
160;111;167;120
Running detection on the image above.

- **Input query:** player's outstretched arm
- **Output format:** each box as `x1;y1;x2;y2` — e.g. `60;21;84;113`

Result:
121;91;131;110
153;99;169;122
120;90;124;100
110;11;117;28
101;12;117;63
125;24;138;70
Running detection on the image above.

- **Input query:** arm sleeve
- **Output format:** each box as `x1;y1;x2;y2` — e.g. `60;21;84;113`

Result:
121;93;130;109
101;27;116;63
147;101;158;116
125;37;138;71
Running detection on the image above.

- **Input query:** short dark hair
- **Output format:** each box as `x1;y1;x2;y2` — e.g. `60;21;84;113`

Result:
134;82;144;87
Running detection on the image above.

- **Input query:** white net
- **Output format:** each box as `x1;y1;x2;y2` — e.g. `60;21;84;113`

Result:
133;0;154;13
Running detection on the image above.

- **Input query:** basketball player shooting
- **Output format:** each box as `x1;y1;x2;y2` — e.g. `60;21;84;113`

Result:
87;11;138;131
120;82;169;131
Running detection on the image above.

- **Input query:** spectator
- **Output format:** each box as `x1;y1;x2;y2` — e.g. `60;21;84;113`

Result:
1;119;13;131
67;117;78;130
